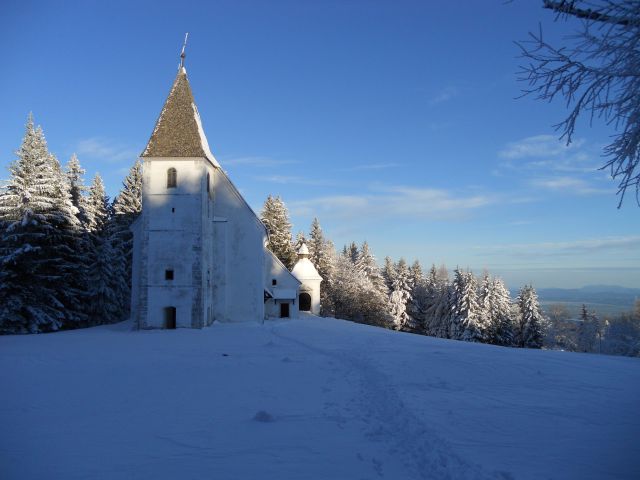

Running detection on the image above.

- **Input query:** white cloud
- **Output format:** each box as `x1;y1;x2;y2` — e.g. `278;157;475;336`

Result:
475;235;640;259
429;86;459;105
499;135;579;159
221;156;299;167
76;138;139;163
255;174;338;187
340;163;400;172
530;176;612;195
498;135;599;172
289;185;498;221
497;135;611;196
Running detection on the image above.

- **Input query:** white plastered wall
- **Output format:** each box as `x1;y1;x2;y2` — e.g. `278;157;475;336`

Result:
264;250;300;319
209;169;266;322
140;157;206;328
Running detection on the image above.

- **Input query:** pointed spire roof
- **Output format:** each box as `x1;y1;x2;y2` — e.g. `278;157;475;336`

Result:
298;243;310;256
292;243;322;282
142;67;219;167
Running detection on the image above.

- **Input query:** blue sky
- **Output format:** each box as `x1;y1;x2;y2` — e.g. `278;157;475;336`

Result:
1;0;638;289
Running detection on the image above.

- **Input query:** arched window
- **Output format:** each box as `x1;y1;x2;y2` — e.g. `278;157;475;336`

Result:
167;168;177;188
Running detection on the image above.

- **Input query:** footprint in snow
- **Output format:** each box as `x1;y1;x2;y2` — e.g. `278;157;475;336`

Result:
253;410;275;423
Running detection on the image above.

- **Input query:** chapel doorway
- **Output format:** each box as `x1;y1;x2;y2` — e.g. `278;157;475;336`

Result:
280;303;290;318
299;292;311;312
164;307;177;329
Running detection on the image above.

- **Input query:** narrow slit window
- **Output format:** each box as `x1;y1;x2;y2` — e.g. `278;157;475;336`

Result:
207;172;210;193
165;269;174;280
167;168;177;188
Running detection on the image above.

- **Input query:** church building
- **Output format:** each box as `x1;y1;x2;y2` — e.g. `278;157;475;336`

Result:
130;60;305;329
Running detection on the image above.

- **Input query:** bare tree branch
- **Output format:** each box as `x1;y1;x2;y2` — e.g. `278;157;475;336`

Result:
543;0;639;27
519;0;640;207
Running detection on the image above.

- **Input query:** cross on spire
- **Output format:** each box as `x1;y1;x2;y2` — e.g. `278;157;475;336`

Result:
180;33;189;68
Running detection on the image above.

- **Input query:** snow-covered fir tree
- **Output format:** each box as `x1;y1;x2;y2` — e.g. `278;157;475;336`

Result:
388;258;412;331
449;268;483;342
308;218;325;269
404;260;424;332
355;241;386;295
347;242;359;264
436;263;450;285
329;253;390;328
491;277;515;346
410;276;430;334
0;115;86;333
112;160;142;290
294;231;306;250
307;218;335;315
261;195;297;269
85;174;123;324
382;256;396;295
65;153;89;226
515;285;546;349
479;274;514;346
424;264;452;338
577;305;602;353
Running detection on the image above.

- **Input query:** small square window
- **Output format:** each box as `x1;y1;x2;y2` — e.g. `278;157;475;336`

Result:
165;270;174;280
272;279;277;286
171;207;175;213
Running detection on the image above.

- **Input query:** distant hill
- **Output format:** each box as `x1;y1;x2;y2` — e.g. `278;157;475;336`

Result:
537;285;640;317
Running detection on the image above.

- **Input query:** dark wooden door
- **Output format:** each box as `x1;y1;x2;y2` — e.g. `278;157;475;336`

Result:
164;307;176;329
280;303;290;318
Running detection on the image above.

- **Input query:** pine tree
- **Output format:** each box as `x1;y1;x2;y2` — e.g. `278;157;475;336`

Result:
382;256;396;295
318;239;336;316
449;268;483;341
403;260;423;332
294;231;306;251
0;115;86;333
410;277;430;334
577;304;601;353
425;283;452;338
111;159;142;312
492;278;515;346
355;241;386;295
261;195;297;269
515;285;546;348
423;264;453;338
329;253;390;328
479;274;514;346
85;174;122;324
347;242;359;264
308;218;325;268
307;218;334;316
65;153;88;226
389;258;412;331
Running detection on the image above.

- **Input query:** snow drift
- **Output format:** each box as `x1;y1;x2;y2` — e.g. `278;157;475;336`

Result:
1;315;638;479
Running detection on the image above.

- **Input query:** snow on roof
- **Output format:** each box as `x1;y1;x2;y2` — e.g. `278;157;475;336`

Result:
271;288;297;300
142;67;220;167
291;257;322;282
298;243;309;255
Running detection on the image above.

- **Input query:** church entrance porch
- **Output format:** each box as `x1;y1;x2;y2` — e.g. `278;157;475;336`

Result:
299;293;311;312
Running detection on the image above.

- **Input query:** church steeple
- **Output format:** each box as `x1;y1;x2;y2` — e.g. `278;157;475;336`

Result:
141;63;219;167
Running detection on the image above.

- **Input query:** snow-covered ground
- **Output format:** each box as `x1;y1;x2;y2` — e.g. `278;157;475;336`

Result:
1;315;639;480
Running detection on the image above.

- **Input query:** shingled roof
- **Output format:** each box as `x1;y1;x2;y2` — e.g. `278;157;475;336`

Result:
142;67;219;166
